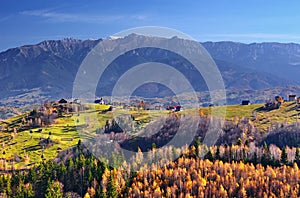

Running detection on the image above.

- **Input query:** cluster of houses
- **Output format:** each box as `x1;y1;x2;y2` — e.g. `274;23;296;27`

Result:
241;94;300;107
40;99;73;115
34;98;87;121
96;97;182;112
41;94;300;113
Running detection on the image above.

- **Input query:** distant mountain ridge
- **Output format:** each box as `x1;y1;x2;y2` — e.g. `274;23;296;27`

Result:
0;38;101;101
0;35;299;106
202;41;300;83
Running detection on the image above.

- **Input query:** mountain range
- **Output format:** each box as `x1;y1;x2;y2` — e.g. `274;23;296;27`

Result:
0;35;299;106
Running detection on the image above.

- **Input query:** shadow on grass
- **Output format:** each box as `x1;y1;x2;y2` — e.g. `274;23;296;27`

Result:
23;144;42;152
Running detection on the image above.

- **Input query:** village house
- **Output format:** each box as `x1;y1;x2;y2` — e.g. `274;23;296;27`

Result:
94;98;105;104
288;95;297;101
241;100;250;105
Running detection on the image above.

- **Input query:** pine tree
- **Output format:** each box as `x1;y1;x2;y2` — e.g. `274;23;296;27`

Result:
261;153;271;167
281;147;288;165
0;175;3;191
45;180;63;198
252;152;258;165
87;170;93;184
77;139;82;149
295;148;300;165
215;146;220;160
237;138;243;146
26;183;35;198
245;140;249;147
16;182;26;198
263;141;269;152
65;159;74;192
194;137;201;157
11;171;21;189
224;144;229;162
107;174;117;198
6;177;12;197
152;143;157;150
27;167;37;184
96;187;107;198
204;150;214;162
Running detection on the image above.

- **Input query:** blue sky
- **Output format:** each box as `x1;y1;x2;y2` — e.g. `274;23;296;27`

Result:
1;0;300;52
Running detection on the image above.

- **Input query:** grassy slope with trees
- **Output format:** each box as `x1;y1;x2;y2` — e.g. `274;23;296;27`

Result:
0;101;300;197
1;101;300;169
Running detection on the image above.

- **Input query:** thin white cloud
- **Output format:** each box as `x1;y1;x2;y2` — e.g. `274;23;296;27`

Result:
0;15;14;22
20;9;148;24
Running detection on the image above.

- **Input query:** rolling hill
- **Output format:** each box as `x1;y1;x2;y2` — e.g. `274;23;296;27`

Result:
1;100;300;170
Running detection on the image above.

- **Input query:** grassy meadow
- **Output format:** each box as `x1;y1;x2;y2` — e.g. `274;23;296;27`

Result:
0;101;299;169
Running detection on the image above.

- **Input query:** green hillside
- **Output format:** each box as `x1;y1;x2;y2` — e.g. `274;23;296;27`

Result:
0;101;299;170
196;101;299;131
0;104;109;169
0;103;168;169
